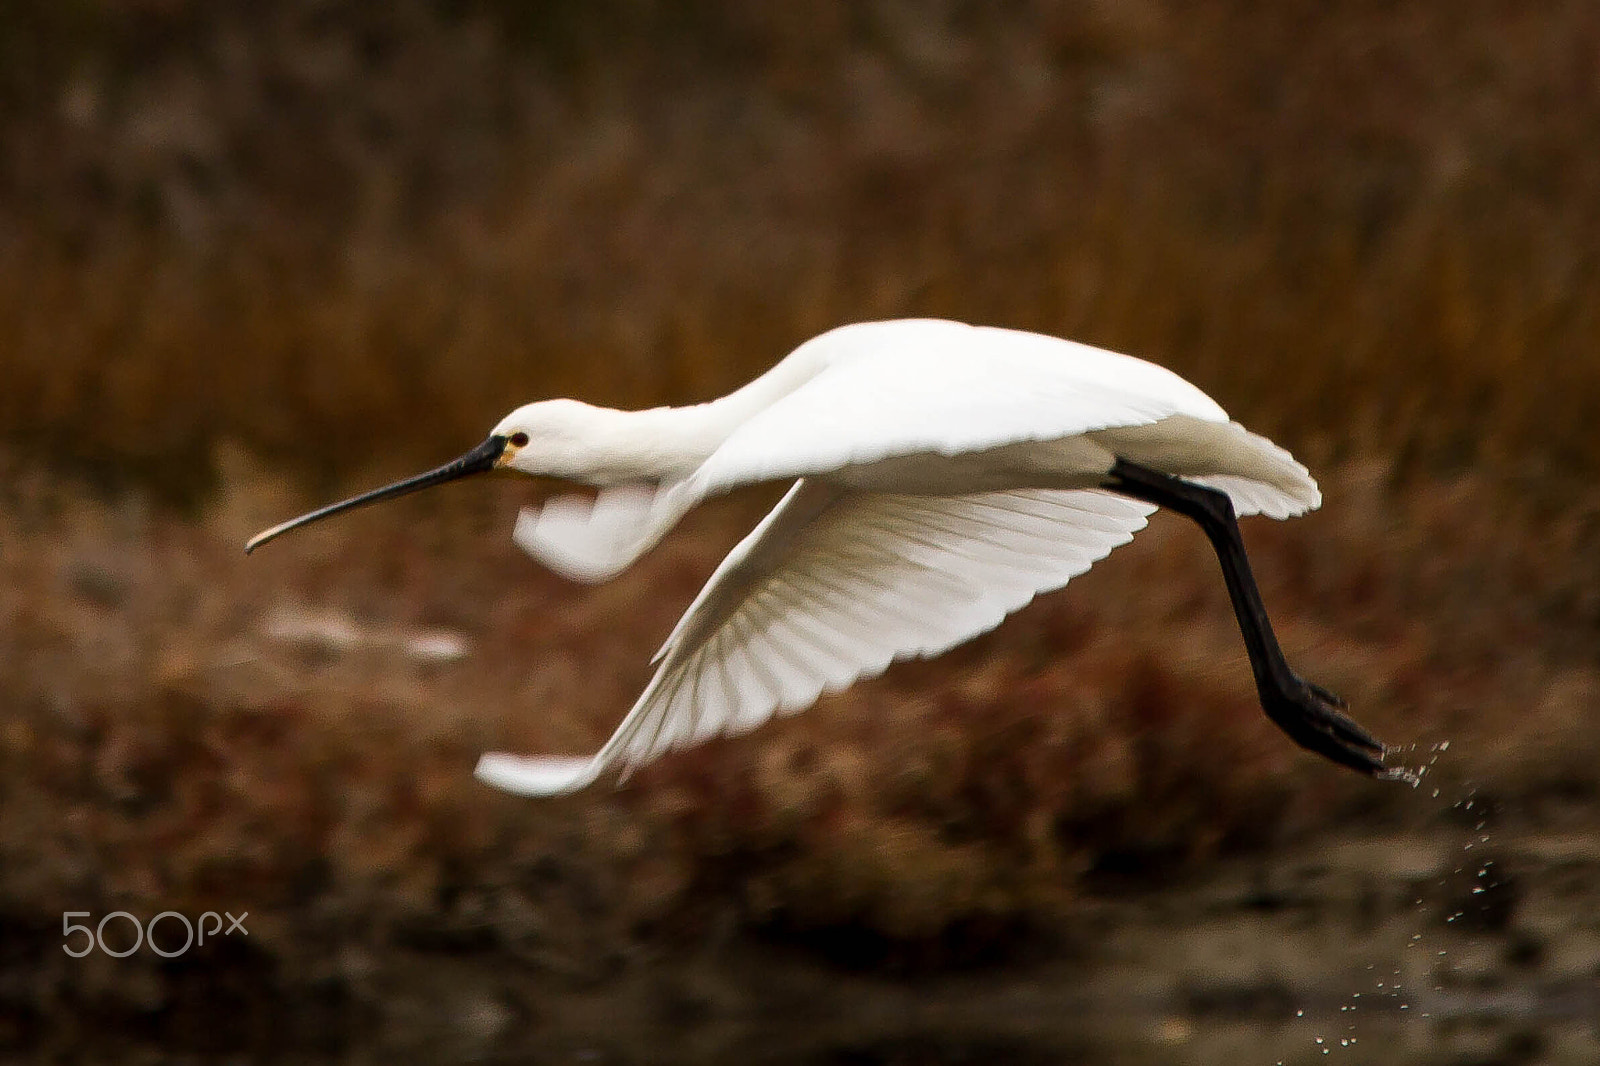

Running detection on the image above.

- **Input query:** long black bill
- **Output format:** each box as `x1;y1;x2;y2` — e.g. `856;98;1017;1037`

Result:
245;435;509;554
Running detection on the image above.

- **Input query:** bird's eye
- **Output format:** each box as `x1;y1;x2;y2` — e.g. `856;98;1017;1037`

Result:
509;432;530;447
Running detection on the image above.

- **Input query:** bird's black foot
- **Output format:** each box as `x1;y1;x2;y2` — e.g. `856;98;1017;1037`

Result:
1261;675;1413;782
1104;458;1415;783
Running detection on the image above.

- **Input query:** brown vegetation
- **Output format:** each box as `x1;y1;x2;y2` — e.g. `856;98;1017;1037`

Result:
3;1;1599;494
1;0;1599;1058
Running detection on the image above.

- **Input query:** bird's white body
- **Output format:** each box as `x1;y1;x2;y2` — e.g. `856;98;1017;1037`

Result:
474;319;1320;796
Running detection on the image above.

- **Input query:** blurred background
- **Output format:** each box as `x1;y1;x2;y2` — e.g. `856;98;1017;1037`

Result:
2;1;1599;1062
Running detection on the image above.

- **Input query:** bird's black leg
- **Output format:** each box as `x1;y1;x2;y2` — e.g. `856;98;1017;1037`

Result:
1105;458;1402;778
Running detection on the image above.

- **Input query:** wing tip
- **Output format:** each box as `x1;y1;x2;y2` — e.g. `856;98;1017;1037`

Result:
474;753;603;796
512;506;635;584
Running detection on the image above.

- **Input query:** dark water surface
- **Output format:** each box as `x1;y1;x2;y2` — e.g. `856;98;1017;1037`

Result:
30;821;1600;1064
349;823;1600;1066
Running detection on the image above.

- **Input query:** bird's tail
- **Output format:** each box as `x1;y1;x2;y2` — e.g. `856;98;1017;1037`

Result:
1094;416;1321;519
1186;422;1322;519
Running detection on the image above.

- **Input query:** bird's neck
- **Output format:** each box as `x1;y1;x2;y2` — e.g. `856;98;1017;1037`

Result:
567;404;730;484
580;340;833;485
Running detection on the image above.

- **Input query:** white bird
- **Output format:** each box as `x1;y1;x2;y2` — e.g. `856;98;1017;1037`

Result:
247;319;1403;794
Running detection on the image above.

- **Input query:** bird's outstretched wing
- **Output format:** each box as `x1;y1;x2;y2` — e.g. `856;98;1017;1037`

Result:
692;324;1228;494
474;478;1156;795
513;481;700;583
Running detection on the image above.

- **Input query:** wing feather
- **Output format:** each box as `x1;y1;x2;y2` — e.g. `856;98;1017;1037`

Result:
691;324;1228;496
513;481;702;583
476;478;1156;795
724;612;779;726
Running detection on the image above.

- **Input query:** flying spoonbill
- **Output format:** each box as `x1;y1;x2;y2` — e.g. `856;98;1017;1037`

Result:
247;319;1404;794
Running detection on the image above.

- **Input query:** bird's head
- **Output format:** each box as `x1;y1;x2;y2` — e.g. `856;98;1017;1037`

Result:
489;399;620;480
244;399;606;554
